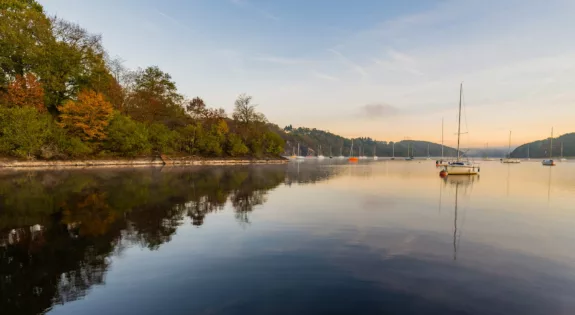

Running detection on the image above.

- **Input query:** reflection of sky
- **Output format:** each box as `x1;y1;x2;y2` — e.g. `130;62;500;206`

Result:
49;161;575;314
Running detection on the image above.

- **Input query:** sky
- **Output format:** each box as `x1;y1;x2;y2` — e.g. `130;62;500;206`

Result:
40;0;575;148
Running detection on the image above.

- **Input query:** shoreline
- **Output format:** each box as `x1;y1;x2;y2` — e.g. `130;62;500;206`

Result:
0;156;288;169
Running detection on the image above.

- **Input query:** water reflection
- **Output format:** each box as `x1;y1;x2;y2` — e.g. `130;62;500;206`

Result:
1;161;575;315
0;165;341;315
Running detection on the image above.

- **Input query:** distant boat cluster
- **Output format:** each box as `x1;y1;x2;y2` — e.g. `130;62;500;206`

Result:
289;83;568;174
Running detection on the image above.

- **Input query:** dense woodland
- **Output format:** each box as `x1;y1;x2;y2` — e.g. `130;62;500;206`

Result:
511;132;575;158
0;1;285;160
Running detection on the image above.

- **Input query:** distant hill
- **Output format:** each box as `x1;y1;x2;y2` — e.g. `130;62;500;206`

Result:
272;126;460;158
511;132;575;158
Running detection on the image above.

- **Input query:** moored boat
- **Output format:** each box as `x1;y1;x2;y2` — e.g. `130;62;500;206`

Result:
441;83;479;176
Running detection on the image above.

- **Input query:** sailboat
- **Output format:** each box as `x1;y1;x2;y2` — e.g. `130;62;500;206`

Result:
359;144;367;159
426;143;431;160
317;145;325;159
526;144;530;161
501;131;520;163
296;143;305;160
482;143;494;161
542;128;555;166
289;145;297;159
405;143;414;161
441;83;480;175
348;140;358;162
338;144;345;159
373;145;378;160
560;142;567;162
436;118;450;166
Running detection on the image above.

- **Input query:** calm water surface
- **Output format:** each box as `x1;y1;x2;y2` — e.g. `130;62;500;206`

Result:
1;160;575;315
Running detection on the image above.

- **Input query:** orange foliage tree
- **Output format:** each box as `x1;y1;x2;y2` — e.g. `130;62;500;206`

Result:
59;90;114;141
2;73;46;112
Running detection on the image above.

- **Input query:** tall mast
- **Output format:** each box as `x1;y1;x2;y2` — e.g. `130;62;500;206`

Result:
456;83;462;161
508;131;512;158
527;144;530;159
392;142;395;157
350;140;354;157
441;117;443;159
550;128;553;159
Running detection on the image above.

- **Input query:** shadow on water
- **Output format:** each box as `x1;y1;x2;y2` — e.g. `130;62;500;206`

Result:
0;165;340;315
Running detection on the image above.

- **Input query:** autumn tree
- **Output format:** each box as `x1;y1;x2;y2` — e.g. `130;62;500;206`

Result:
1;73;45;111
59;90;114;141
126;66;185;126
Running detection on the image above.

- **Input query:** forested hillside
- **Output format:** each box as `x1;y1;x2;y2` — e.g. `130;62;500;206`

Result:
511;132;575;158
278;126;460;157
0;1;284;160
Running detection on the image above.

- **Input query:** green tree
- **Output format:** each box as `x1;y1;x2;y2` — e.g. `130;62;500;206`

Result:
264;131;285;155
105;114;150;156
0;106;50;158
148;123;177;153
0;0;53;91
226;133;249;156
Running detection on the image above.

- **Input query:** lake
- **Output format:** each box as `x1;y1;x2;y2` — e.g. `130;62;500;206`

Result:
1;160;575;315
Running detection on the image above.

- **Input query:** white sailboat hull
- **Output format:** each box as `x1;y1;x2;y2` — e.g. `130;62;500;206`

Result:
501;158;521;164
444;164;480;175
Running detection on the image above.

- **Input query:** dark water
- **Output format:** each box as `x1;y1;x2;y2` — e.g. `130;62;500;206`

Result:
1;160;575;315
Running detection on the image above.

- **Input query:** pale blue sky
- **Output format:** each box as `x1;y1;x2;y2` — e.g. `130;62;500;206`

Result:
41;0;575;147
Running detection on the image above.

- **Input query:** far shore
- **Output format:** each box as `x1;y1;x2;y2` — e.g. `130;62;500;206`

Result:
0;156;288;169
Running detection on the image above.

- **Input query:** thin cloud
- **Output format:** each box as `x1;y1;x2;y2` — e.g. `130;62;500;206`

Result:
328;48;368;78
312;70;339;81
255;55;310;65
155;9;193;32
230;0;280;21
360;103;400;118
377;49;424;76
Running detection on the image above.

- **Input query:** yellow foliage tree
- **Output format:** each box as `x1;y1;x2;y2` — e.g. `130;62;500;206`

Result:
59;90;114;141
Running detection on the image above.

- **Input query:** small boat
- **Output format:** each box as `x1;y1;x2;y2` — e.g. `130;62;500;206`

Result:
296;143;305;159
436;119;450;166
436;159;450;167
560;142;567;162
405;143;414;161
441;83;480;176
542;159;555;166
501;131;521;163
542;128;556;166
317;145;325;159
348;140;358;162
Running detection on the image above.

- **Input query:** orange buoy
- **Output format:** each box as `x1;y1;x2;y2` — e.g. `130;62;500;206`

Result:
439;170;448;177
348;157;358;162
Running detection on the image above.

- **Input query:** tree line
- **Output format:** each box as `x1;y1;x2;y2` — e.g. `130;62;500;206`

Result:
282;126;460;157
0;1;284;159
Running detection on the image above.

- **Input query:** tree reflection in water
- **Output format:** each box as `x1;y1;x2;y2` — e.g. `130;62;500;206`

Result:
0;165;321;315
